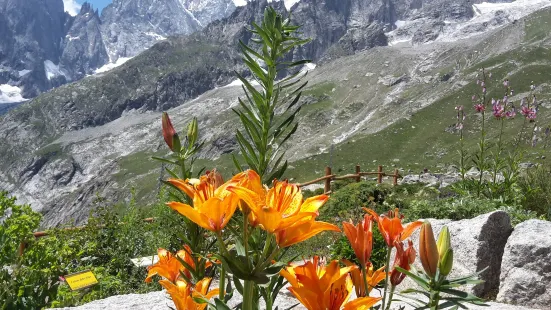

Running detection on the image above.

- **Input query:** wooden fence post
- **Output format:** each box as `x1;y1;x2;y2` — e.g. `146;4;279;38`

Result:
377;165;383;184
18;242;26;257
393;169;399;186
355;165;361;182
324;166;332;193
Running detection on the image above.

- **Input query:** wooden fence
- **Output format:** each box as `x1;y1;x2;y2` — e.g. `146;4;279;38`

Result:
18;218;156;257
297;165;401;194
19;165;400;256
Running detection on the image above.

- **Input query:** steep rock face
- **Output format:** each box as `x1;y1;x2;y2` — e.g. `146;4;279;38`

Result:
100;0;202;61
182;0;236;26
61;3;109;80
0;0;68;97
0;0;237;104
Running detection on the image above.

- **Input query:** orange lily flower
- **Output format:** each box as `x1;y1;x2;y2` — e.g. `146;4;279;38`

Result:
342;297;384;310
280;257;381;310
145;246;212;283
342;214;373;268
228;171;329;233
343;260;386;297
275;219;340;248
390;239;416;286
159;277;219;310
364;208;422;248
167;170;240;232
225;169;265;225
145;248;187;283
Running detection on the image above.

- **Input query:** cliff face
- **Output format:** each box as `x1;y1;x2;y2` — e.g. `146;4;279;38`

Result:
0;0;238;105
61;3;109;81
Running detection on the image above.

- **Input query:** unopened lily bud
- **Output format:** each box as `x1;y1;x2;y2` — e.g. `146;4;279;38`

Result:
419;221;439;278
187;117;198;146
437;226;451;261
162;112;181;152
439;249;454;276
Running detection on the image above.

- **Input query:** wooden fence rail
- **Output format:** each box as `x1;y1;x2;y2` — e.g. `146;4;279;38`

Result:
19;165;400;256
297;165;401;194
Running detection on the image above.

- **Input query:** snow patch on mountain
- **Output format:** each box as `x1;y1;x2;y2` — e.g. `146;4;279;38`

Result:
0;85;27;104
145;32;167;40
438;0;551;42
233;0;300;10
44;60;70;81
18;70;31;77
387;0;551;45
63;0;82;16
94;57;133;74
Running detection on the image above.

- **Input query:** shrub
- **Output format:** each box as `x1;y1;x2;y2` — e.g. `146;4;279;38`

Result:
0;191;60;310
0;189;192;308
319;181;392;223
518;165;551;220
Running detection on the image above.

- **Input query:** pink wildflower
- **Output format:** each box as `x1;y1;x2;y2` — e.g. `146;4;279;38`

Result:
493;103;505;119
474;104;485;113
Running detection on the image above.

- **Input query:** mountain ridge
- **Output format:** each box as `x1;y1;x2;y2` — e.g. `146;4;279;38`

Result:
1;1;550;226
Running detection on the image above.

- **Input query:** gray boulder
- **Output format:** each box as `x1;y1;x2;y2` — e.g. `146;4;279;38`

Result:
497;219;551;308
402;211;512;297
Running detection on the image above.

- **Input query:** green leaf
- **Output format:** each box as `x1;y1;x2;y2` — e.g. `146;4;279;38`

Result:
394;266;430;290
151;156;177;165
233;276;244;295
213;298;232;310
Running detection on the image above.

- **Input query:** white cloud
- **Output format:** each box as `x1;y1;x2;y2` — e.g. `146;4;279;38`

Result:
63;0;81;16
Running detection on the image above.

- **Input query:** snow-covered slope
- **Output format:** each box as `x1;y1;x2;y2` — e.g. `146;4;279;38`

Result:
387;0;551;45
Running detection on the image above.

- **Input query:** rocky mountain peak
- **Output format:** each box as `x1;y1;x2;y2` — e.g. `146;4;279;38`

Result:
78;2;99;16
60;2;109;80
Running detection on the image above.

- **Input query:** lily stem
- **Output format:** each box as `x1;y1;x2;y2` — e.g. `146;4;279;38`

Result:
219;266;225;301
243;280;255;310
244;213;251;269
385;286;396;310
381;247;392;310
361;264;369;297
215;232;228;301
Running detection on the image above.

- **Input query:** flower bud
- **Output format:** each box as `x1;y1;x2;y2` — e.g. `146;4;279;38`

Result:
419;221;439;278
437;226;451;261
162;112;181;152
187;117;198;146
439;249;454;276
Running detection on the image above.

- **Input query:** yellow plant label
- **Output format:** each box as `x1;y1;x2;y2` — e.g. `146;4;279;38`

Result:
65;270;98;291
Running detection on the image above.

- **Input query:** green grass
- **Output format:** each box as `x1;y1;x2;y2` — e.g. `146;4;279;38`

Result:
286;59;551;182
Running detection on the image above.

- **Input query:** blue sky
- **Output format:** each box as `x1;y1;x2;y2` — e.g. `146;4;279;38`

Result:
77;0;112;13
63;0;112;15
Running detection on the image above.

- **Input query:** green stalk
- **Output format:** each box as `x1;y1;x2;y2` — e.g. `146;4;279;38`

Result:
429;287;441;310
385;286;396;310
361;264;369;297
477;110;486;197
244;214;251;269
219;266;226;300
381;248;392;310
459;118;466;181
243;280;255;310
265;290;273;310
216;232;228;300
